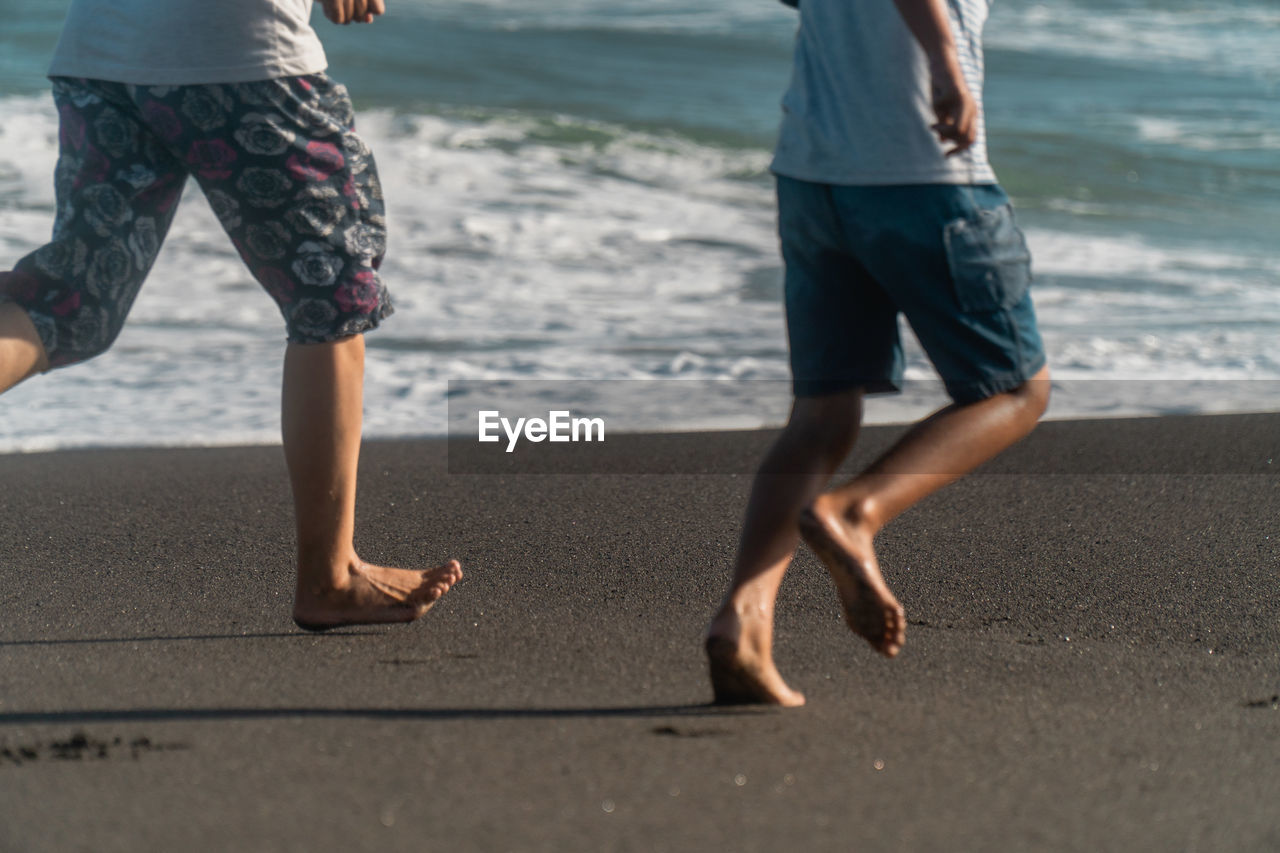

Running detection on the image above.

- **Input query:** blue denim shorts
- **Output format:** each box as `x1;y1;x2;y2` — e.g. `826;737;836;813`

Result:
778;175;1046;404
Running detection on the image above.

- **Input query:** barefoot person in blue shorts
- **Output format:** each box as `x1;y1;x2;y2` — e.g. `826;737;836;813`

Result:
0;0;462;630
705;0;1050;705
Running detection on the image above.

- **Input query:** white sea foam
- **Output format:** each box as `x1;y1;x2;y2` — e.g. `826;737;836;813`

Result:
0;95;1276;452
381;0;1280;84
1130;115;1280;153
987;0;1280;80
1027;227;1280;290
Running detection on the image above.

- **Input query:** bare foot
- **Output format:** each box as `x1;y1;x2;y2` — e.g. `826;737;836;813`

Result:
799;496;905;657
293;559;463;631
704;612;805;707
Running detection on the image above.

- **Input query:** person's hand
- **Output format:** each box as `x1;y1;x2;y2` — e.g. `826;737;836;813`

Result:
320;0;386;25
929;62;977;157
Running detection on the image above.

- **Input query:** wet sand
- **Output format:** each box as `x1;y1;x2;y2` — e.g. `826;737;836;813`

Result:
1;413;1278;851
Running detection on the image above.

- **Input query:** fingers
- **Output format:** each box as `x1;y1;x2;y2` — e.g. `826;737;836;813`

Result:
932;113;976;156
322;0;355;24
351;0;385;24
321;0;383;25
947;104;977;156
930;83;978;157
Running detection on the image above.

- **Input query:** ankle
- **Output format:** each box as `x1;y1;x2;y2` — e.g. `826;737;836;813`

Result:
296;551;361;595
710;596;773;644
811;492;880;533
843;494;882;532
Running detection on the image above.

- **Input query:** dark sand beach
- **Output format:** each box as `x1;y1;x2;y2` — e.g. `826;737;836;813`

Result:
1;413;1277;851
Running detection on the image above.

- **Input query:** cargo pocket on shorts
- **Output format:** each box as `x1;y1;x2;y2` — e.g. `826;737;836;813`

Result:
943;203;1032;313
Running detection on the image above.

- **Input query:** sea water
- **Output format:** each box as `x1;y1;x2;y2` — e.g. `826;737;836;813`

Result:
0;0;1277;450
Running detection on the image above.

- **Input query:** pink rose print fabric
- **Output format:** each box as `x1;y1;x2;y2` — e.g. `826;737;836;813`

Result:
0;74;390;366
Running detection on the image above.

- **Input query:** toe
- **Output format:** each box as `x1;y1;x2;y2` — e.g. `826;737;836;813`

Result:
432;560;463;584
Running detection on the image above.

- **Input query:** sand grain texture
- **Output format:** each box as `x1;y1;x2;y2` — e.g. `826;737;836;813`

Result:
1;414;1278;851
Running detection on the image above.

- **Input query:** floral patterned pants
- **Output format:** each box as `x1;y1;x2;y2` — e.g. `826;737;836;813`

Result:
0;74;391;367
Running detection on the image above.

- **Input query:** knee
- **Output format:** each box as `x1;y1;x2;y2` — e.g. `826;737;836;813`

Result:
0;301;51;381
1012;367;1051;422
3;270;127;369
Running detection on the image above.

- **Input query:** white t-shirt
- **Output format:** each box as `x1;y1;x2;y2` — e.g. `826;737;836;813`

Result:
771;0;997;186
48;0;327;85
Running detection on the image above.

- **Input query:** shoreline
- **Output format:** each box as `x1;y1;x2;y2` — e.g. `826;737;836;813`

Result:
3;405;1279;457
2;409;1276;476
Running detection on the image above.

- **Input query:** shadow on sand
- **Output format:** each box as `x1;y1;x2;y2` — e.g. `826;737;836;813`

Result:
0;631;388;647
0;704;769;726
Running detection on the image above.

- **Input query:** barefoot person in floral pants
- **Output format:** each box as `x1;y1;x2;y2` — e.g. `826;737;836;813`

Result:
0;0;461;629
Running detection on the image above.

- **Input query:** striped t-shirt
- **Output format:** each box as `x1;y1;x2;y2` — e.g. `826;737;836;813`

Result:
771;0;998;186
48;0;327;86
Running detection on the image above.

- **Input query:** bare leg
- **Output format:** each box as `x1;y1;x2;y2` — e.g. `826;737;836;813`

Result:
801;366;1051;656
706;391;863;706
0;302;50;393
284;335;461;630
